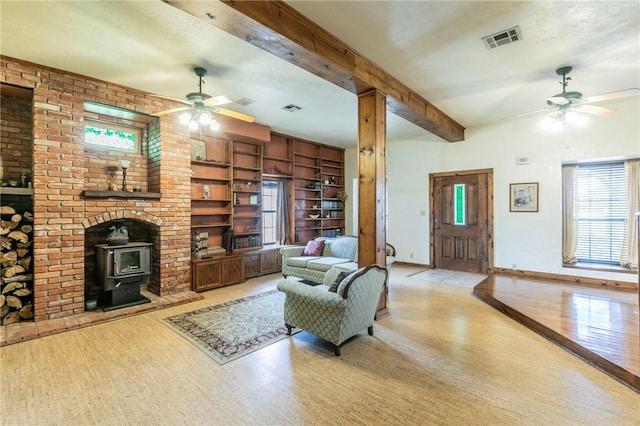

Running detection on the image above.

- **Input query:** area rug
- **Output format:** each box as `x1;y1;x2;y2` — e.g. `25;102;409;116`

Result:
161;290;295;365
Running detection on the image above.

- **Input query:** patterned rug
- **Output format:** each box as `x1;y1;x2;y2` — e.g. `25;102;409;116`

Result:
161;290;295;365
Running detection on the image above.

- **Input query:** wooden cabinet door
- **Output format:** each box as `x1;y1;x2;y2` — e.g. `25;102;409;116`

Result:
260;248;279;274
192;259;221;291
221;255;244;285
243;252;261;278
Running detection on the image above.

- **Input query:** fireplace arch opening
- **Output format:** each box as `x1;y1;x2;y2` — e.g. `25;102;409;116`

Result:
84;214;160;308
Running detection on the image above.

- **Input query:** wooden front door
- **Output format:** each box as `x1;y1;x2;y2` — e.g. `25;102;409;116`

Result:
431;170;492;274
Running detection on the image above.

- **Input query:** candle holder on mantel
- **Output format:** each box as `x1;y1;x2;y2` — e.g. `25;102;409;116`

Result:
106;166;118;191
120;160;130;191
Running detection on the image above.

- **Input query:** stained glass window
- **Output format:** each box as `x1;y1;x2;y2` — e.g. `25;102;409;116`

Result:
84;124;139;152
454;184;466;225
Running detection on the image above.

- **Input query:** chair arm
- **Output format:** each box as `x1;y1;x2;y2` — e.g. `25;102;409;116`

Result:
277;280;346;307
280;246;305;259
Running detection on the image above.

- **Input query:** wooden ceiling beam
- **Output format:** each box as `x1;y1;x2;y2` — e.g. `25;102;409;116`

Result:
164;0;465;142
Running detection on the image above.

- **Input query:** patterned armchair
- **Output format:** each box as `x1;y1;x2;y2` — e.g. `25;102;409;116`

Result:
276;264;388;356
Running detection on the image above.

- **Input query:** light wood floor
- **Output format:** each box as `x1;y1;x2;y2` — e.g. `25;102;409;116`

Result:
474;274;639;391
1;265;639;425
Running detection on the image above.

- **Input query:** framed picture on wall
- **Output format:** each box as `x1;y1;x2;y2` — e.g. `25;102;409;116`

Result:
510;182;538;212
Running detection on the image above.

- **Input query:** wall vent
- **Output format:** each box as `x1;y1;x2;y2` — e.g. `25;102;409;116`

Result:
482;26;522;50
282;104;302;112
516;156;530;165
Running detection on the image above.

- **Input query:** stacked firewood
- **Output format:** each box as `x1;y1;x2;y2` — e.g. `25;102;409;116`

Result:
1;205;34;325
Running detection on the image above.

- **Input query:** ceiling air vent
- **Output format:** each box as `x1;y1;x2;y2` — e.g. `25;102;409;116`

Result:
282;104;302;112
482;26;522;50
235;97;255;106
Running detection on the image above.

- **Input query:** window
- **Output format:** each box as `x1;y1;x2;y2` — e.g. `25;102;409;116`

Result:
567;161;627;265
262;181;278;245
453;183;466;225
84;123;140;152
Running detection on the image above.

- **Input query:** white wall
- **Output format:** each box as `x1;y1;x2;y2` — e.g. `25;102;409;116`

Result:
346;98;639;283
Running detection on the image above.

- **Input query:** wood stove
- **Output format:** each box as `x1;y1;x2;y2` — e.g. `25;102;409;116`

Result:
95;242;152;311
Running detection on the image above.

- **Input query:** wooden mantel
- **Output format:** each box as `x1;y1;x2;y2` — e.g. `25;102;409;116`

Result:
164;0;465;142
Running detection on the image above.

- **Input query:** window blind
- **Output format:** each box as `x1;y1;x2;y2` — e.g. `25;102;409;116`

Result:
574;162;626;264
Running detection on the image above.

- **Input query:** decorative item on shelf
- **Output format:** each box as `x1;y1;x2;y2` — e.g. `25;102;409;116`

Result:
120;159;130;191
308;214;320;219
330;176;336;185
263;164;291;176
203;184;210;199
106;165;118;191
106;223;129;246
249;194;259;205
336;190;347;203
324;178;330;185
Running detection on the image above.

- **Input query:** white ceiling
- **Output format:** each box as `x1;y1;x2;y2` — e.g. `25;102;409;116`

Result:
1;1;638;148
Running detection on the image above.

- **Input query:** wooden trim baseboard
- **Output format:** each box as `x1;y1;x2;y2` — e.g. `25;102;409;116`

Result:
493;267;638;291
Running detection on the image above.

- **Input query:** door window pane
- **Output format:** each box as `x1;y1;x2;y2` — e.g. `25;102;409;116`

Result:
453;184;466;225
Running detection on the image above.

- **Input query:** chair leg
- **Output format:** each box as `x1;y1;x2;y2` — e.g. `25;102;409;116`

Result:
285;323;292;335
334;345;341;356
368;325;374;336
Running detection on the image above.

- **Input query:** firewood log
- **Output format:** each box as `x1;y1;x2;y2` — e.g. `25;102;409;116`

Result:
17;256;31;270
7;230;28;244
0;304;8;318
1;265;25;278
0;228;8;236
16;240;32;249
20;224;33;234
1;220;20;231
1;251;17;266
2;282;22;294
23;211;33;222
0;206;16;215
0;294;5;307
5;295;22;309
1;237;12;250
3;311;20;325
1;274;33;283
13;288;31;297
16;248;29;258
19;304;33;319
10;214;22;223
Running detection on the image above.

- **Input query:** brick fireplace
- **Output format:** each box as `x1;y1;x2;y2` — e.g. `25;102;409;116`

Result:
1;56;193;322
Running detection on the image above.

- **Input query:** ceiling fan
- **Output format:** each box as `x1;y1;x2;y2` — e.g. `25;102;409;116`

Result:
504;66;639;122
151;66;255;126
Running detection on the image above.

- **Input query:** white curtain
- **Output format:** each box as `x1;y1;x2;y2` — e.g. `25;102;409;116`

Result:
562;165;579;263
277;179;291;245
620;160;639;268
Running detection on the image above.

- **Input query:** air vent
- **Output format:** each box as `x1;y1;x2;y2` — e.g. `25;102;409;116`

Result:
235;97;255;106
482;26;522;50
282;104;302;112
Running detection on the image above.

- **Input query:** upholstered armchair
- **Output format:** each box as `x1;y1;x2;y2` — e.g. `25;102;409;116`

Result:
276;264;388;356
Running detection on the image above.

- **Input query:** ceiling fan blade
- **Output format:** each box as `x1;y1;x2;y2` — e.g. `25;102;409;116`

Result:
148;93;191;105
584;88;639;104
575;104;616;116
213;108;255;123
151;106;191;117
205;95;233;107
546;96;570;106
501;108;550;121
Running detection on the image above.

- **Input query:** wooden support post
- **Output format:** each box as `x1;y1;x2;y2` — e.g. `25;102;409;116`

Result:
358;89;389;319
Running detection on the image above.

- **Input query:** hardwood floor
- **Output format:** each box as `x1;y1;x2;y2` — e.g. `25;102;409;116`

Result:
1;265;638;425
474;274;639;392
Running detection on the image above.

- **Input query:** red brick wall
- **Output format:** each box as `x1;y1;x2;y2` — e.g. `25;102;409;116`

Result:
0;93;33;184
1;56;193;321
